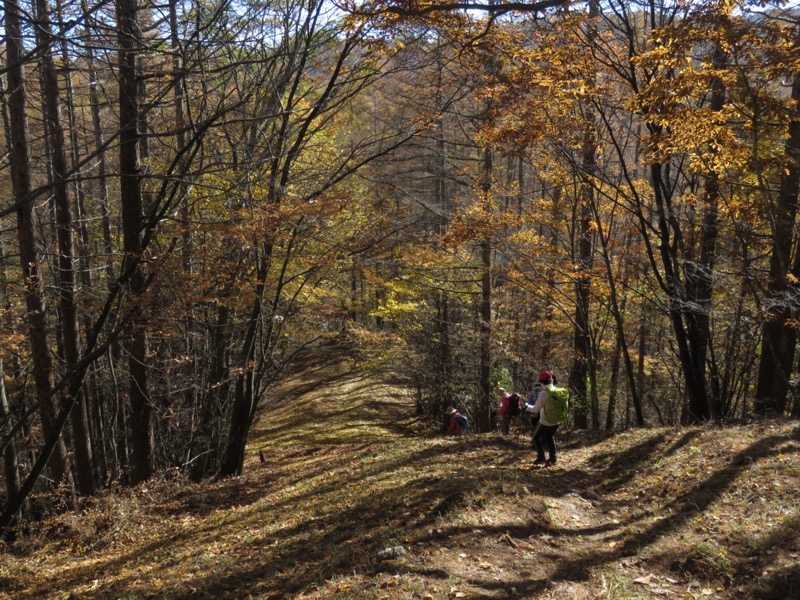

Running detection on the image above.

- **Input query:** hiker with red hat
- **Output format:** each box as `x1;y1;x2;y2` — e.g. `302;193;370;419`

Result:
524;370;550;436
523;369;563;466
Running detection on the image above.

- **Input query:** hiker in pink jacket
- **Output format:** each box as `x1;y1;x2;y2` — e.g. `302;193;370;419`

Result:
496;388;512;435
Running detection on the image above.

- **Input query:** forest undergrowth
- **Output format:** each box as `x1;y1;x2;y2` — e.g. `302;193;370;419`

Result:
1;347;799;599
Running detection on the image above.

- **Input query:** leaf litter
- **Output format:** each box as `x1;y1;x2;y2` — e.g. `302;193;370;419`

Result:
0;352;798;599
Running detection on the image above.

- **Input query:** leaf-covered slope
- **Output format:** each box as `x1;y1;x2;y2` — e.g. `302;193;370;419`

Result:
1;350;798;599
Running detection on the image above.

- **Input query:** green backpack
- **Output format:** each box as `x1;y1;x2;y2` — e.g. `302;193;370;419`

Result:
544;386;570;424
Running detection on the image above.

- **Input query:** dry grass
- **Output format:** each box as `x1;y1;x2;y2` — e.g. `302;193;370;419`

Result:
1;348;798;599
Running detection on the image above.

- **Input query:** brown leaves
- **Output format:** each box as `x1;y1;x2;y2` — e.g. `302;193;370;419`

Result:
4;349;800;600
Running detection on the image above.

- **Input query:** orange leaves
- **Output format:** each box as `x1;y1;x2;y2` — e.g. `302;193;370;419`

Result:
0;329;27;363
442;200;496;246
634;6;798;186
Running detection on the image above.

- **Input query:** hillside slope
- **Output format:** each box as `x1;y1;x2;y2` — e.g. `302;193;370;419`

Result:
1;349;798;599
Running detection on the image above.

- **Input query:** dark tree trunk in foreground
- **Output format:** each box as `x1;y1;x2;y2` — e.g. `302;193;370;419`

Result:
0;360;21;529
685;45;724;421
755;74;800;417
219;245;272;477
569;122;595;429
117;0;154;483
570;0;598;429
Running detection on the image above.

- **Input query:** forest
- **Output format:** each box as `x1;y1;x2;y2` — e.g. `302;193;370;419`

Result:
1;0;799;534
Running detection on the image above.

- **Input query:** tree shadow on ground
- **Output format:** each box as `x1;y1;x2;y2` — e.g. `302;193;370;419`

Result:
18;347;799;600
27;435;493;598
139;454;510;599
537;429;800;587
155;475;276;518
398;427;799;599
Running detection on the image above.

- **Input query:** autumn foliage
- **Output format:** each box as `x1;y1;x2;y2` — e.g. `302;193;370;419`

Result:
0;0;799;543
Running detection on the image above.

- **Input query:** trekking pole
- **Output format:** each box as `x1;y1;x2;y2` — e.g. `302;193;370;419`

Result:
512;417;523;452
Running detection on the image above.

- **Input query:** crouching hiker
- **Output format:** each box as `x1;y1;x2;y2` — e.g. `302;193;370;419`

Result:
524;370;569;467
447;407;469;435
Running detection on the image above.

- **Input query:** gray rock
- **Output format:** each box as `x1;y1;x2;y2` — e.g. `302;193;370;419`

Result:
377;545;407;559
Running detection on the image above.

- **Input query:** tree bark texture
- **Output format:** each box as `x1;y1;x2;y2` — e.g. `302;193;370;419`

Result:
755;74;800;416
117;0;154;484
685;45;724;420
478;147;493;432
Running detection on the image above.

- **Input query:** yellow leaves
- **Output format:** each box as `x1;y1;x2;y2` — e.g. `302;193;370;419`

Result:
370;290;420;320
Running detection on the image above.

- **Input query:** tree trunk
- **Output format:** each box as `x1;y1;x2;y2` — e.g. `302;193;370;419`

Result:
219;243;272;477
434;83;451;409
57;0;105;484
478;147;493;432
4;0;74;491
637;291;648;420
650;158;711;421
685;45;724;421
81;0;115;286
219;371;255;478
606;334;621;430
0;360;21;532
596;221;644;425
117;0;154;484
570;0;598;428
82;0;122;481
755;73;800;417
438;292;450;407
0;143;21;524
36;0;96;496
169;0;192;272
189;304;231;481
569;119;596;429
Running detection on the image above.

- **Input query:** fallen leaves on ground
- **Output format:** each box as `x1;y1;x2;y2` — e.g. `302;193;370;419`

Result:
1;354;799;599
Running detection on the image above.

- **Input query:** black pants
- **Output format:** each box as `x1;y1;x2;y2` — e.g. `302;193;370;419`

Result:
533;423;558;460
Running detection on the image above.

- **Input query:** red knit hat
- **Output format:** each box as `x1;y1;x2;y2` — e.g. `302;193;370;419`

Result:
538;370;553;383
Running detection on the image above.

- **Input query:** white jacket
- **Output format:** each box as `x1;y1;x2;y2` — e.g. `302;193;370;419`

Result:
526;384;558;427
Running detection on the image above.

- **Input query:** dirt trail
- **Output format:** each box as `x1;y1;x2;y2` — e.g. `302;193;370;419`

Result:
248;357;800;600
2;347;798;599
251;346;418;449
259;350;800;600
248;349;652;598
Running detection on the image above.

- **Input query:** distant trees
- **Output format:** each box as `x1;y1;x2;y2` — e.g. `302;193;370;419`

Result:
345;0;800;429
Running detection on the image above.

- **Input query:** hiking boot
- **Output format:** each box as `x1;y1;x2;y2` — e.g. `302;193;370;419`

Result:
532;458;547;466
545;458;557;467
